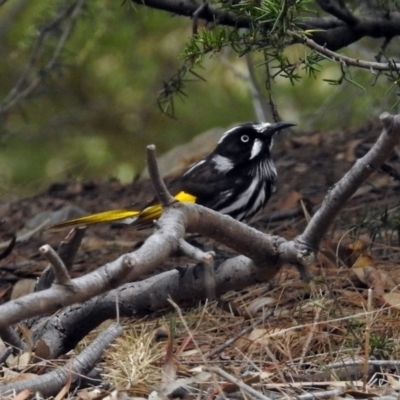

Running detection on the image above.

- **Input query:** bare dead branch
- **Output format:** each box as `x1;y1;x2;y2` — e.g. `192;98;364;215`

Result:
35;227;86;292
147;144;176;207
0;0;87;115
192;3;208;35
290;31;400;72
34;255;271;358
0;236;16;260
246;54;269;122
0;322;122;397
58;227;87;270
39;245;71;285
178;239;214;263
264;57;280;123
129;0;400;51
205;318;265;359
298;112;400;250
0;347;12;365
297;389;344;400
0;327;27;352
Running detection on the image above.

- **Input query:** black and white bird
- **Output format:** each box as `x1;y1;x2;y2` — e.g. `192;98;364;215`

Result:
49;121;295;231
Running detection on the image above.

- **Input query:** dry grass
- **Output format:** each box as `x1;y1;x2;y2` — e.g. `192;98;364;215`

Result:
97;259;400;399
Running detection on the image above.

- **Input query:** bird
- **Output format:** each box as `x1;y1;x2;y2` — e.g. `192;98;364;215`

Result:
48;121;295;231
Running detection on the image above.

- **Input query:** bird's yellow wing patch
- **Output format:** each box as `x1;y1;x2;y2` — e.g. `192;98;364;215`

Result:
135;191;197;223
174;191;197;203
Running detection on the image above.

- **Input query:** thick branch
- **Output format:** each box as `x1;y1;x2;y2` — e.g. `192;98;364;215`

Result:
130;0;400;51
131;0;251;28
0;323;122;396
32;255;273;358
298;112;400;250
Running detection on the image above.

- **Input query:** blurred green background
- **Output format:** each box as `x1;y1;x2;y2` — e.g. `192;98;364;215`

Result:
0;0;399;197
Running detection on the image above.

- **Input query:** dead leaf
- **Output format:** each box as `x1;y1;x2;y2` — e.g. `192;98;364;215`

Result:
381;292;400;309
11;279;36;299
386;373;400;390
352;267;384;292
246;297;276;316
345;139;363;162
351;241;374;269
33;339;51;362
280;191;303;211
7;351;31;370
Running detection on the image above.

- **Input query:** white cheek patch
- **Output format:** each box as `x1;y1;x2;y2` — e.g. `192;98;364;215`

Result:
250;139;262;159
213;154;234;172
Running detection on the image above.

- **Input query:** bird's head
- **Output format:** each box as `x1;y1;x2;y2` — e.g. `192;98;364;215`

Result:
212;121;295;171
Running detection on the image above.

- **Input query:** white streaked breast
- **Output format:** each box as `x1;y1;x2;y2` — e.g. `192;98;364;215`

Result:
218;178;258;214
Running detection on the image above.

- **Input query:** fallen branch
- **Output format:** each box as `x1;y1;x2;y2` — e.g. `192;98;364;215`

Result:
0;322;122;396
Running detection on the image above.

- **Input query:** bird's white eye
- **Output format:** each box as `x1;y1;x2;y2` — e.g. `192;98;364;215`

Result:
241;135;249;143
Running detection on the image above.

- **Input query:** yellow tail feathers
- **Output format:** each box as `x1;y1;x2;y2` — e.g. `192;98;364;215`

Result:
48;191;197;231
48;209;140;231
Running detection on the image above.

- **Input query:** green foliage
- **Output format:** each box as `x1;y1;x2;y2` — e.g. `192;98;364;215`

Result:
1;0;400;195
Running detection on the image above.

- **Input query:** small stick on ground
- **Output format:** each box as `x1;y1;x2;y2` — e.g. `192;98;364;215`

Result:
0;322;123;396
36;227;86;291
0;327;26;352
179;238;216;298
208;366;273;400
39;245;71;285
147;144;175;207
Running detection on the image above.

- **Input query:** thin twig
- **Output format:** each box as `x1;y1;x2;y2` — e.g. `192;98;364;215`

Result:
146;144;176;207
208;366;273;400
0;236;16;260
290;31;400;72
299;306;322;365
35;227;86;292
192;3;208;35
205;319;264;359
0;0;87;115
178;239;214;263
0;327;27;352
375;36;393;62
264;53;280;122
363;288;372;391
297;389;344;400
39;245;71;285
245;54;269;122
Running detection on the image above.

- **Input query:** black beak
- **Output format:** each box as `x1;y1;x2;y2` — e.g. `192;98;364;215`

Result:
262;121;296;136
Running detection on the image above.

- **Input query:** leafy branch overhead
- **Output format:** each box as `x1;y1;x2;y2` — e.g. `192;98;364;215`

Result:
152;0;400;111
